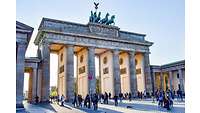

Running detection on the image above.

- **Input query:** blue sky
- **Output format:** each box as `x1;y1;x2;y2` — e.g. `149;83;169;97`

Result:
17;0;184;87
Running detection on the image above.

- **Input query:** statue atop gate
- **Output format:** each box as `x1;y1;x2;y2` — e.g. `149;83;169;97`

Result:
89;1;115;25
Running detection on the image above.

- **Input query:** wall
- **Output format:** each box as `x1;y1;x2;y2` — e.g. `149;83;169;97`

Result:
155;72;161;90
57;47;66;97
135;53;145;92
119;52;130;94
77;49;88;97
100;51;114;96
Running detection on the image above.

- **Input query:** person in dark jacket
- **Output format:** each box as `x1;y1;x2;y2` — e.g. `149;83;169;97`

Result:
114;95;118;106
92;93;99;110
119;93;123;103
73;92;78;107
109;92;111;99
104;92;109;104
128;92;132;101
78;95;83;107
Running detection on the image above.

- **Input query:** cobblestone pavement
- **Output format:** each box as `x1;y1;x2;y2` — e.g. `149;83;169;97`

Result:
16;99;185;113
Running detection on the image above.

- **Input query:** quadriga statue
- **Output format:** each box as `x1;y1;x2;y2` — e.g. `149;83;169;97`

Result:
100;13;109;24
106;15;115;25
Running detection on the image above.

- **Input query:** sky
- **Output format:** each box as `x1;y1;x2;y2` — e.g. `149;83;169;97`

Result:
17;0;185;89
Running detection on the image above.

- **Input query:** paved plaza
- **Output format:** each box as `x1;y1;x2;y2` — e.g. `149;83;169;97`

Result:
17;99;185;113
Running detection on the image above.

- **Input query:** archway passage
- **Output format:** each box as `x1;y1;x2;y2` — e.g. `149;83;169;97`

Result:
24;67;37;103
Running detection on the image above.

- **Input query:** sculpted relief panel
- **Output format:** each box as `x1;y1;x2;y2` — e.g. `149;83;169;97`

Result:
89;23;119;37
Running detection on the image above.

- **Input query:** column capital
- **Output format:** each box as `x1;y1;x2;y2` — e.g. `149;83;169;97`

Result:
17;41;28;46
87;46;95;50
128;51;136;56
112;49;120;55
66;44;74;48
143;51;151;55
41;39;50;46
169;71;173;74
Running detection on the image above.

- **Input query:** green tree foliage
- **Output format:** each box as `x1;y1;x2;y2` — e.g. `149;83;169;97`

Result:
96;76;101;93
50;86;57;96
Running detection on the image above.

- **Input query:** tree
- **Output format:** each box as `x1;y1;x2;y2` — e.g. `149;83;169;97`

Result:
50;86;57;97
96;76;101;93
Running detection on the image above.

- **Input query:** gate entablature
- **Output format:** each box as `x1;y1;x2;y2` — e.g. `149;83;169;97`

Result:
34;18;153;52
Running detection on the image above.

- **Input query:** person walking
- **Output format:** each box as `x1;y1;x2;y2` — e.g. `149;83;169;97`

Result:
61;94;65;106
92;93;98;110
104;92;108;104
109;92;111;99
78;95;83;107
100;93;104;104
57;95;60;105
84;95;88;108
114;95;118;106
119;92;123;103
128;92;132;101
158;92;164;107
85;94;91;108
73;92;78;107
35;95;39;104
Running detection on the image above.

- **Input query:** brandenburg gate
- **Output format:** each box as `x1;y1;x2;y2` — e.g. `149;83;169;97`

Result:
33;17;153;102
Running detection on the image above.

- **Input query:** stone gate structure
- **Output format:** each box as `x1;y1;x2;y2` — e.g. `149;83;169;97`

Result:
16;17;155;108
34;18;153;100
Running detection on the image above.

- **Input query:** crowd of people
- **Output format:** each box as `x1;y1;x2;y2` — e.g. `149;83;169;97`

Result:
154;88;184;110
40;89;184;111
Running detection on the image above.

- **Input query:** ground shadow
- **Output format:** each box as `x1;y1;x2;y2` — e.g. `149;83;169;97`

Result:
35;103;57;112
65;102;123;113
106;100;185;113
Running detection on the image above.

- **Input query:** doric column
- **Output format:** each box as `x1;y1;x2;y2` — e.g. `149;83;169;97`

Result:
65;45;74;101
88;47;96;94
16;43;26;108
152;72;156;93
160;72;164;90
31;68;37;102
112;50;121;96
169;71;173;90
37;69;42;102
129;51;137;96
143;52;152;93
40;41;50;102
178;69;184;92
